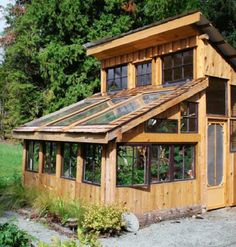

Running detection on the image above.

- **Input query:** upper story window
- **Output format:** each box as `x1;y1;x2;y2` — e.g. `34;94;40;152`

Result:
107;65;127;92
206;77;227;116
136;61;152;86
163;49;193;85
231;85;236;117
145;118;178;133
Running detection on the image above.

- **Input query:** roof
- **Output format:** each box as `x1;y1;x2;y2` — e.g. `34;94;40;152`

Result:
13;77;209;143
85;11;236;70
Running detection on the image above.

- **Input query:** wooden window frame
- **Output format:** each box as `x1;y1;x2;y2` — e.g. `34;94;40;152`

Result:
61;142;78;180
116;143;196;187
162;49;193;85
42;141;57;175
135;61;152;87
106;64;128;92
25;140;40;173
83;143;102;186
180;101;198;133
231;85;236;117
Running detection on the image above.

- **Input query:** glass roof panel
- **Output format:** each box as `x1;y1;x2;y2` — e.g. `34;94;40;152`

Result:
50;101;109;126
82;90;174;125
25;98;103;127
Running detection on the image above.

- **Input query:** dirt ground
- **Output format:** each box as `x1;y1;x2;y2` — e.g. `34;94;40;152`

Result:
101;207;236;247
1;208;236;246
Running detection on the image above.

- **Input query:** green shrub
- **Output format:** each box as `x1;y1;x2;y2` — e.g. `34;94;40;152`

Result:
82;204;125;235
0;222;32;247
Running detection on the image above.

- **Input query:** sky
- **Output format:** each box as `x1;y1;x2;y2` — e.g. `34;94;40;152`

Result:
0;0;14;34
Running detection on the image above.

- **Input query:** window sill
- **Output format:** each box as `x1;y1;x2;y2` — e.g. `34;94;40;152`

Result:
25;170;38;173
61;176;76;181
82;180;101;187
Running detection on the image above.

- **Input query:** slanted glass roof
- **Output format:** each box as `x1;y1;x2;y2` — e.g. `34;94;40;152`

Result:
24;98;104;127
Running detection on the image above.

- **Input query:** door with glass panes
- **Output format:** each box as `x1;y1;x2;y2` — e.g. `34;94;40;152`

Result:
207;121;226;209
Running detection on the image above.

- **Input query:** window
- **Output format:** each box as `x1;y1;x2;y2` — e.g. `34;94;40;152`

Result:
26;141;40;172
231;85;236;117
117;145;149;186
61;143;78;179
163;49;193;84
230;120;236;152
43;142;57;174
83;144;102;185
145;119;178;133
117;144;195;186
107;65;127;91
136;62;152;86
151;144;195;183
180;102;198;132
206;77;227;115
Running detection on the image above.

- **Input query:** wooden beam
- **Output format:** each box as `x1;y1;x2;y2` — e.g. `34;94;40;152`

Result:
22;141;27;185
56;143;62;179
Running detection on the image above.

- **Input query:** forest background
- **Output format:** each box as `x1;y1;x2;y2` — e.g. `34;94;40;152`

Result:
0;0;235;138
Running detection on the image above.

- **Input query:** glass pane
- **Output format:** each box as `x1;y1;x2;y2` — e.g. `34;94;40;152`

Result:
208;125;215;186
206;78;226;115
146;119;178;133
173;145;184;180
117;146;133;186
173;67;182;81
122;65;127;77
51;102;109;126
231;120;236;151
183;50;193;64
62;143;71;177
188;118;197;132
132;146;147;184
43;142;56;174
184;64;193;80
107;68;114;81
173;53;182;66
115;67;121;78
25;100;99;127
26;141;34;171
121;76;127;89
164;69;172;83
163;56;172;69
183;145;194;179
231;86;236;116
33;142;40;172
216;125;223;185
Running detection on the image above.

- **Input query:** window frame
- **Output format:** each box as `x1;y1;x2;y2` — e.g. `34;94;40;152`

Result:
231;85;236;117
116;143;196;187
135;61;152;87
82;143;102;186
116;143;150;188
180;101;198;133
61;142;78;180
162;49;194;85
106;64;128;92
42;141;57;175
25;140;40;173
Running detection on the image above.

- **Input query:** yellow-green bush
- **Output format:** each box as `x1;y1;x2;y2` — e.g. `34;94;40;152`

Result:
82;204;126;235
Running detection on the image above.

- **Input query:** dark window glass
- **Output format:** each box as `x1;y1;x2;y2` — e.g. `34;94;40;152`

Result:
43;142;57;174
136;62;152;86
26;141;40;172
230;120;236;152
145;119;178;133
107;65;128;91
231;85;236;117
151;144;195;183
181;102;198;132
83;144;102;185
206;77;227;115
62;143;78;179
117;145;148;186
163;49;193;84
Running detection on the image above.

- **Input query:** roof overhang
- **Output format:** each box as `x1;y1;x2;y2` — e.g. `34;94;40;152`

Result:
85;11;236;70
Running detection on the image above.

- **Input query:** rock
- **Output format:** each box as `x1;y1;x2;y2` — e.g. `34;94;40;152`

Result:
66;218;78;231
122;213;139;232
192;215;196;219
196;214;204;219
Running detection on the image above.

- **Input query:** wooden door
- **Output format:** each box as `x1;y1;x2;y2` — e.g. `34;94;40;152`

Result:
207;122;226;209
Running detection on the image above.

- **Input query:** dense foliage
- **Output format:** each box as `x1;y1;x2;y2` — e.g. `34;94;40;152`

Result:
0;222;32;247
0;0;235;136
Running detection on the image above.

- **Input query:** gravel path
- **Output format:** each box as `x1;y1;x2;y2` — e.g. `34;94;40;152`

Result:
1;208;236;246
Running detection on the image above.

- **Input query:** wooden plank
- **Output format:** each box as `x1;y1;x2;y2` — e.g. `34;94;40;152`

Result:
56;143;62;179
100;145;106;203
101;69;107;95
22;141;27;185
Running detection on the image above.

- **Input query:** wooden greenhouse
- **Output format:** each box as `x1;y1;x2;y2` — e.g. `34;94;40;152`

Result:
13;11;236;222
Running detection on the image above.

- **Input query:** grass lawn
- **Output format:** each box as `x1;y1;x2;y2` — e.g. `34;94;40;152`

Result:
0;141;22;180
